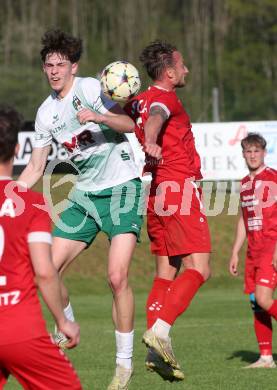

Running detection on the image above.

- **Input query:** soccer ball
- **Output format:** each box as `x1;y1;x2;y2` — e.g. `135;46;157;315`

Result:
100;61;141;102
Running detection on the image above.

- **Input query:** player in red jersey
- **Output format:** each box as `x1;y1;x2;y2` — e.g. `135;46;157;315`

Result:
0;106;82;389
125;41;211;380
229;133;277;368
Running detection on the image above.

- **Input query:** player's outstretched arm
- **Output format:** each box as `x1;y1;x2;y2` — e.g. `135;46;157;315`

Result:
229;215;246;276
29;241;80;348
18;146;51;188
77;104;135;133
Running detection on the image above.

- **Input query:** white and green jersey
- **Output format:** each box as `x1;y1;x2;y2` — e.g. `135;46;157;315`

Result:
34;77;139;191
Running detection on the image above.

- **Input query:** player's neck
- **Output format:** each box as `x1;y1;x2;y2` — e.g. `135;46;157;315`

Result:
153;80;174;92
0;161;13;178
249;164;266;179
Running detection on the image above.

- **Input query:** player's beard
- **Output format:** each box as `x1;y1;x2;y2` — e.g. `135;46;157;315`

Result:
175;81;185;88
175;77;186;88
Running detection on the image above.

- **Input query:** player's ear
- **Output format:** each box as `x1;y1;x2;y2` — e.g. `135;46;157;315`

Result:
72;62;78;76
14;143;20;158
166;67;175;79
242;149;246;159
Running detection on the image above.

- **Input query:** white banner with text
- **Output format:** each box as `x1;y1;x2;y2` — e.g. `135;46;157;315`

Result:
15;121;277;181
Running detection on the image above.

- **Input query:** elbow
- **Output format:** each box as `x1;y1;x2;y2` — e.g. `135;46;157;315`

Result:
35;269;56;285
35;275;49;289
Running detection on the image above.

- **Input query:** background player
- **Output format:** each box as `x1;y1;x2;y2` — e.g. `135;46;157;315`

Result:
0;105;82;389
229;132;277;368
18;29;143;389
125;41;211;380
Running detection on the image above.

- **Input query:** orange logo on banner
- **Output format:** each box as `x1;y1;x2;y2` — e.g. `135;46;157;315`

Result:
229;125;248;146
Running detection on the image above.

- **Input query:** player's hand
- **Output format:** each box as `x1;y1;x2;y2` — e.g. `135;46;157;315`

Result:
272;243;277;271
77;108;103;125
229;253;239;276
58;319;80;349
143;142;162;160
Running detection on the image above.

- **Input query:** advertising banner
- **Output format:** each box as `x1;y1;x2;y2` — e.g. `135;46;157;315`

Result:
15;121;277;181
193;121;277;180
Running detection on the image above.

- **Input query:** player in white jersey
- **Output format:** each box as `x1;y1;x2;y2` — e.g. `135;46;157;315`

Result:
19;29;143;389
35;77;139;192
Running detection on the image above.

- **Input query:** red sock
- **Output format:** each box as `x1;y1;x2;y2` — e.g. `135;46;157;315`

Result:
254;311;272;356
159;269;204;325
267;300;277;320
146;277;173;328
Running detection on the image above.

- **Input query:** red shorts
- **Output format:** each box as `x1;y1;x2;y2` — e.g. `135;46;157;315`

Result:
244;240;277;294
0;335;82;390
147;180;211;256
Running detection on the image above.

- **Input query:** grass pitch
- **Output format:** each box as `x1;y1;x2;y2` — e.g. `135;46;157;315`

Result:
6;177;277;389
6;279;277;390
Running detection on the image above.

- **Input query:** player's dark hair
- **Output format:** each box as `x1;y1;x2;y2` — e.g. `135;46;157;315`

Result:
40;29;83;63
139;40;177;80
0;106;23;163
241;132;267;150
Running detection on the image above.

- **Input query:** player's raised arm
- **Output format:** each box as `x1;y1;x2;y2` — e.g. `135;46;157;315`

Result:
18;145;51;188
77;103;135;133
143;105;167;159
229;214;246;276
29;240;80;349
79;77;136;133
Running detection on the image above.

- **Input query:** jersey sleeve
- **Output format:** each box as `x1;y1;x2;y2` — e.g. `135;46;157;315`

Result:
27;193;52;245
33;109;53;148
273;170;277;186
265;171;277;210
149;92;177;119
261;170;277;239
81;77;117;114
149;101;170;119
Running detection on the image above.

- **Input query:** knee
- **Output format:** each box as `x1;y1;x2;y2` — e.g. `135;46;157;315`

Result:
196;264;211;282
255;292;271;311
108;269;128;294
202;266;211;282
52;252;67;273
189;254;211;282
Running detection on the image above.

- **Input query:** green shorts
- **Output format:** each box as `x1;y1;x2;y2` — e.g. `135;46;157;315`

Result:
53;178;144;246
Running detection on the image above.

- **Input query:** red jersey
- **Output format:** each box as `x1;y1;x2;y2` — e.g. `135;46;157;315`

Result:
240;167;277;252
125;86;202;183
0;179;52;346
